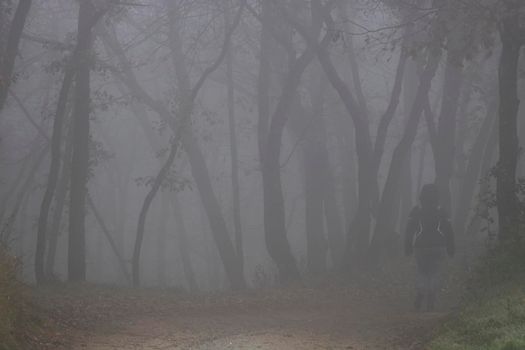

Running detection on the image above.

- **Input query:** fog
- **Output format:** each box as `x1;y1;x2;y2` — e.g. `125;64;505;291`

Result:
1;0;523;298
3;0;525;348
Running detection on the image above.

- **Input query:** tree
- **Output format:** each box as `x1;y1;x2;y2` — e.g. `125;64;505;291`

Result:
225;1;244;277
371;49;442;262
34;59;75;284
279;0;411;268
100;0;247;288
165;0;246;289
68;0;96;282
496;0;525;241
256;1;330;282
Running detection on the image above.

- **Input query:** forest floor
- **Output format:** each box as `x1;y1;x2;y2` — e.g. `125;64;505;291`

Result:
32;278;460;350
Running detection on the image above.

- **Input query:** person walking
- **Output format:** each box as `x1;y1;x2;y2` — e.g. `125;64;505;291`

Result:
405;184;455;311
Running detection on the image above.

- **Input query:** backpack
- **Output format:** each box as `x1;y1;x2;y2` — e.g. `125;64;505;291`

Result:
410;206;452;252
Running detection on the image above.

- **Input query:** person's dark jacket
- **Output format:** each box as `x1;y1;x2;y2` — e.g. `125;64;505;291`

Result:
404;206;455;257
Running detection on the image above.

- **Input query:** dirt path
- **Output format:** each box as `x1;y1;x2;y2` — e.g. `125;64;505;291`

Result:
35;285;452;350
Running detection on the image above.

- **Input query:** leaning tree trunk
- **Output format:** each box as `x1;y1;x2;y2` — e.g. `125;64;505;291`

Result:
132;142;177;286
103;26;195;288
0;0;33;112
171;196;198;293
182;132;246;289
1;144;49;245
398;151;413;236
415;138;427;195
0;145;33;224
156;193;169;287
34;66;75;284
496;1;523;241
87;195;131;284
46;118;74;277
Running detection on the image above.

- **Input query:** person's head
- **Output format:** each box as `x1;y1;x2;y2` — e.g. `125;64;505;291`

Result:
419;183;439;209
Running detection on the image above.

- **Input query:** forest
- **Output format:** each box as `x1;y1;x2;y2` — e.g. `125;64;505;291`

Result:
0;0;524;349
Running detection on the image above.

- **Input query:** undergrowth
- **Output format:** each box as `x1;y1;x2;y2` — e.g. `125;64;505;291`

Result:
429;242;525;350
0;247;41;349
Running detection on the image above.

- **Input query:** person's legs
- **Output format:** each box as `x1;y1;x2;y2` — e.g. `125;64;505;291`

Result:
414;276;425;311
425;248;446;311
415;250;430;311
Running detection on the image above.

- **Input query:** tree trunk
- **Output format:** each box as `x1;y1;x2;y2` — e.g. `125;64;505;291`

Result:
46;118;74;277
68;1;95;282
433;49;464;214
415;139;427;195
225;23;244;274
87;195;131;284
316;94;345;268
313;48;374;267
0;0;33;112
132;142;177;286
171;196;198;293
1;144;49;245
283;6;379;267
256;2;325;282
452;83;474;206
301;70;342;273
323;162;345;268
496;1;523;241
398;151;413;235
35;66;75;284
0;145;34;223
303;131;328;275
335;122;357;235
182;132;246;289
157;193;169;287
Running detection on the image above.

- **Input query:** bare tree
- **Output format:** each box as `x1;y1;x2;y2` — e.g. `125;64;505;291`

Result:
99;0;246;288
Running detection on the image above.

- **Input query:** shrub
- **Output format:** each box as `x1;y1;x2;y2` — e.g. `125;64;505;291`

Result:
429;240;525;350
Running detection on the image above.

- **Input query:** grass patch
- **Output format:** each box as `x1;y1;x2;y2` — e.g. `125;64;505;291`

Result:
429;243;525;350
